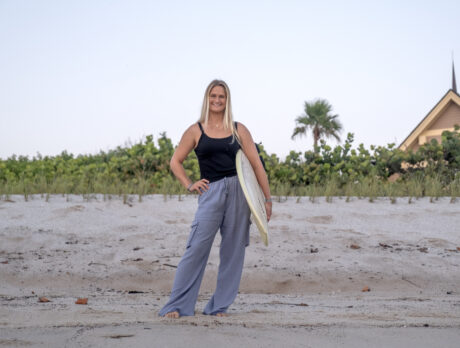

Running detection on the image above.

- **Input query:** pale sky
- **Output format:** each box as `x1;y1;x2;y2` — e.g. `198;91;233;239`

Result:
1;0;459;160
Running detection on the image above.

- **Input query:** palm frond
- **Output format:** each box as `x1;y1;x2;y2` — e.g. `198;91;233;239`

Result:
291;126;307;139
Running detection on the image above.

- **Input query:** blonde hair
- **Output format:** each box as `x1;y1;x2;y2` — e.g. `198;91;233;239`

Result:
199;79;240;143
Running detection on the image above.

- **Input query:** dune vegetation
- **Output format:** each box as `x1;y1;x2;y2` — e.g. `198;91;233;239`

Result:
1;128;460;203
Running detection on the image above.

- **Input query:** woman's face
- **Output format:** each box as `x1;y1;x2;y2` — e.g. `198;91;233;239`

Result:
208;85;226;114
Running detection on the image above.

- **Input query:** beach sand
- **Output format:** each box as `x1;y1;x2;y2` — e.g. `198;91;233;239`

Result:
1;194;459;347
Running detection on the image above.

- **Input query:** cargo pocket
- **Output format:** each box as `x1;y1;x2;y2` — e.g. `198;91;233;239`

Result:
186;221;199;249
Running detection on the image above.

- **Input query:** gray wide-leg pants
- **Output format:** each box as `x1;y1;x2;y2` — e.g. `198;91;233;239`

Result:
159;175;251;316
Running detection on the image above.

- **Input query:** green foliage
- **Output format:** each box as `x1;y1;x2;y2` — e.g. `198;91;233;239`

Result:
1;128;460;199
0;134;177;196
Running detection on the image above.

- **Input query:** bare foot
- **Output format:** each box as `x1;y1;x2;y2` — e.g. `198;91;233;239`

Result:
216;312;228;317
165;311;180;318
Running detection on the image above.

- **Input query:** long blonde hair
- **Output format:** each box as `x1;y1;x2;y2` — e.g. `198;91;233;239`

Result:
199;79;240;143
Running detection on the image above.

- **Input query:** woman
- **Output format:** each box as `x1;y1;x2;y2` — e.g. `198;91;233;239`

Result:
159;80;272;318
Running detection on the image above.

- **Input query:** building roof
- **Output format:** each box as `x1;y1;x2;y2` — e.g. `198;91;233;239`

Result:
398;89;460;151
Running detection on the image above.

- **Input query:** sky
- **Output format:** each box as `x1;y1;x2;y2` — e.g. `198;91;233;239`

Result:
1;0;459;160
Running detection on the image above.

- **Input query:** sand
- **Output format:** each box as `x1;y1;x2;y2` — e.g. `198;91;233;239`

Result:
1;194;460;347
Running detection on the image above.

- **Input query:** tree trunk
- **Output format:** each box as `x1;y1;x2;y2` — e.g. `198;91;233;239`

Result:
313;127;320;152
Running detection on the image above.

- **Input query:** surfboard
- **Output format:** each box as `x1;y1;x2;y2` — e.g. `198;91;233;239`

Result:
235;149;269;246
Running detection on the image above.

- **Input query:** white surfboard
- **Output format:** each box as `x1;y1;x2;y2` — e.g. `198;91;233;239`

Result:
235;149;269;246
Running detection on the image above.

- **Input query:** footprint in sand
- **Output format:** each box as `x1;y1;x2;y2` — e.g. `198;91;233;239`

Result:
307;215;333;224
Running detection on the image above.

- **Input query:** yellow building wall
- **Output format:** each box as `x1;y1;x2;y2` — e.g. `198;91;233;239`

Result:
406;101;460;152
428;102;460;130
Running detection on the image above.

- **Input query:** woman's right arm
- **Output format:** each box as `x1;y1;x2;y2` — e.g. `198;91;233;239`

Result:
170;124;209;195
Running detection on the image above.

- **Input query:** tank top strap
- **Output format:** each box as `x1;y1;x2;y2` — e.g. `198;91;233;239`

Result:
234;121;238;130
197;122;204;133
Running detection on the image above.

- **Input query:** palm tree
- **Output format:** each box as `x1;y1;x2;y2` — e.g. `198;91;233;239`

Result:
291;99;342;151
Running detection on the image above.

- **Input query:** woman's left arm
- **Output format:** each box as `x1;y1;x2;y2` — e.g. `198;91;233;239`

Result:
237;122;272;222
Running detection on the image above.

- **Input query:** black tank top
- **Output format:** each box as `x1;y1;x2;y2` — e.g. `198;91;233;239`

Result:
194;122;240;182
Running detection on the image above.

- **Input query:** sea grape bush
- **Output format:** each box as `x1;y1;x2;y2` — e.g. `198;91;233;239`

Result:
1;129;460;196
